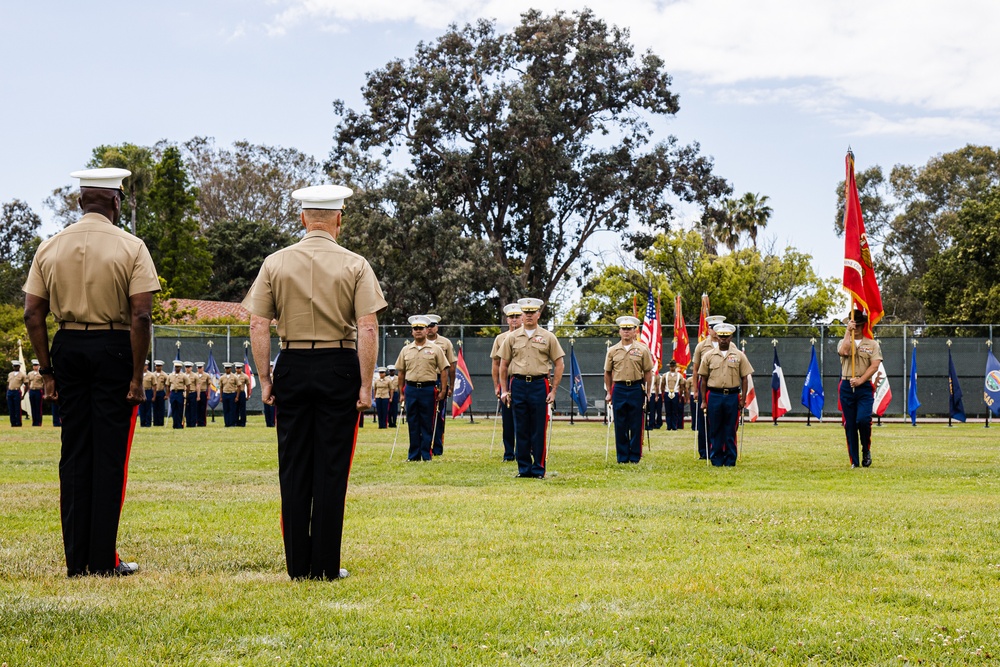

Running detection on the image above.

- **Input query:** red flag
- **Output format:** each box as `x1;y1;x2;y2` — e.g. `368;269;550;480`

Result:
639;285;662;372
673;294;691;369
842;150;884;337
697;293;710;342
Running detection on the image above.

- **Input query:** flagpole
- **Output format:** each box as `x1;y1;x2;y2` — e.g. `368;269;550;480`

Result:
947;339;953;428
988;340;993;430
570;340;576;426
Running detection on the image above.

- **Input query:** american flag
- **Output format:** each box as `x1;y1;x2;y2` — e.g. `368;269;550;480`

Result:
639;285;662;372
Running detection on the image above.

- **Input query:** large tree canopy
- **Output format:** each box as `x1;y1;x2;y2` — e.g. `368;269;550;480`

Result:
571;231;841;332
332;9;730;307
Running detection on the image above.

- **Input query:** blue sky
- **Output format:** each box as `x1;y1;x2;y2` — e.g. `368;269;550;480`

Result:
3;0;998;284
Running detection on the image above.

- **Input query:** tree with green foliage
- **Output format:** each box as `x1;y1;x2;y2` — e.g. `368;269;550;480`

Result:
0;200;42;304
88;143;155;235
332;9;730;308
571;231;841;332
203;217;297;302
146;146;212;297
336;167;509;324
917;186;1000;324
835;145;1000;323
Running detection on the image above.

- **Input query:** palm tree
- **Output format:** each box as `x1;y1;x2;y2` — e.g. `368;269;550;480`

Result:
713;198;743;252
737;192;772;248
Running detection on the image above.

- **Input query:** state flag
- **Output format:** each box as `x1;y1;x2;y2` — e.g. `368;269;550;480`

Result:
908;347;921;425
984;348;1000;417
569;345;587;416
771;348;790;421
948;348;966;422
451;345;474;417
800;344;824;420
744;373;759;422
873;361;892;417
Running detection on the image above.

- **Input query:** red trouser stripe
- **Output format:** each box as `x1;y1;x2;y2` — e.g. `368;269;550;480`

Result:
116;404;139;567
540;379;551;468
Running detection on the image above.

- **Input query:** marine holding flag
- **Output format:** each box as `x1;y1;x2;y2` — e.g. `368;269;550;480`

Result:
837;311;882;468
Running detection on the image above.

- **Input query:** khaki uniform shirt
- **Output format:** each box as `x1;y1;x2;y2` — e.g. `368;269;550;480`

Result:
153;370;167;392
395;343;449;383
374;377;392;399
22;212;160;324
185;372;196;392
663;371;685;397
840;337;883;379
691;338;718;376
428;335;457;365
489;330;510;361
7;371;27;392
220;373;239;393
142;371;154;390
27;370;44;391
499;328;565;376
241;229;387;343
235;373;248;394
699;347;754;389
604;342;653;383
167;372;188;391
389;376;399;394
195;372;209;393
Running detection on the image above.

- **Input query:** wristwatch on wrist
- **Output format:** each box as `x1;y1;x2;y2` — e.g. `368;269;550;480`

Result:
39;366;54;376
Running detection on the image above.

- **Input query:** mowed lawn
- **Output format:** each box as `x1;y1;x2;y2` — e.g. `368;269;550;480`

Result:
2;415;999;666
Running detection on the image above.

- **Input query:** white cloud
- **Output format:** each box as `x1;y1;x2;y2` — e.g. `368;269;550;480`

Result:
264;0;1000;136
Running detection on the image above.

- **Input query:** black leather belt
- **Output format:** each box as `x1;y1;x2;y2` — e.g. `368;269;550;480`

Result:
708;386;741;394
59;322;130;331
281;340;356;350
614;380;642;387
407;380;436;388
512;374;546;382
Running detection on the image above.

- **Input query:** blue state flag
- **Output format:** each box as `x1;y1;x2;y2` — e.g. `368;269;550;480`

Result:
948;348;966;422
800;344;824;420
908;346;921;425
205;348;222;410
569;345;587;416
985;349;1000;417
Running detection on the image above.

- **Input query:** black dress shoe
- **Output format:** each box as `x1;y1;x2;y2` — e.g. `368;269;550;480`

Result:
113;561;138;576
862;453;871;467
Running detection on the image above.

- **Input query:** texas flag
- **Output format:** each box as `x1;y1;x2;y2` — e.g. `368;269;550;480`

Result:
771;348;791;421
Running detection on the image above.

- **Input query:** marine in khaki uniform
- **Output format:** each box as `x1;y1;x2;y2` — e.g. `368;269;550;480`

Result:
603;316;654;464
490;303;523;461
691;315;725;459
140;361;154;427
244;183;387;581
152;360;168;426
837;310;882;468
183;361;198;428
698;323;753;467
662;360;687;431
194;362;209;426
219;363;238;427
167;361;187;429
499;297;565;479
27;359;45;426
6;360;27;427
23;167;158;577
395;315;450;461
386;365;399;428
424;314;456;456
234;362;248;427
373;367;392;429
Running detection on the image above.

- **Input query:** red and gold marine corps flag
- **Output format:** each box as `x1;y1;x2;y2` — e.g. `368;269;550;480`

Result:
697;293;710;342
672;294;691;369
842;150;884;337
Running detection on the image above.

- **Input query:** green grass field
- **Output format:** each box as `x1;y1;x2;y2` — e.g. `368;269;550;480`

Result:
2;416;999;666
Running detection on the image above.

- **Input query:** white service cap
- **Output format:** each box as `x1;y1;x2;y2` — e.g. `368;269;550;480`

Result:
292;184;353;210
387;364;396;370
235;362;244;368
616;316;641;328
70;168;131;192
408;315;431;327
31;359;39;365
517;297;544;312
503;303;523;316
715;323;737;335
377;367;387;373
706;315;726;327
183;361;193;367
425;314;441;325
12;360;21;366
154;360;164;365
